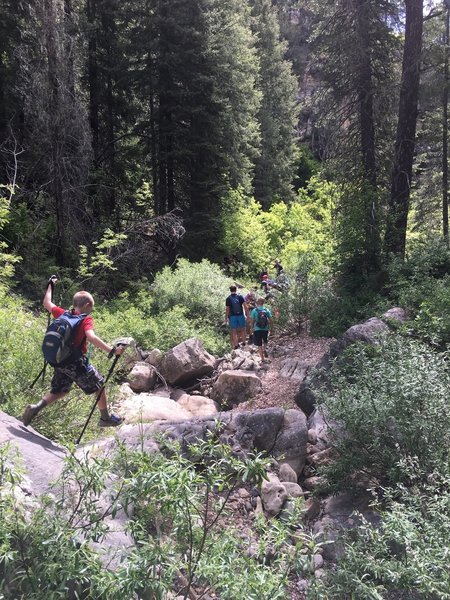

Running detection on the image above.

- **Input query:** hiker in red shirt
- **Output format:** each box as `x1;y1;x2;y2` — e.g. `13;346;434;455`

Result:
22;280;124;428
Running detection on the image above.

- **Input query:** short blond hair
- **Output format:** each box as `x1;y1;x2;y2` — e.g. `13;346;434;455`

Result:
73;291;94;309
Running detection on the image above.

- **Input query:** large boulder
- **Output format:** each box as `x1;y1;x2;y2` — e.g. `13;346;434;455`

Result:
127;362;158;393
118;394;192;423
113;408;309;477
295;308;406;416
0;410;66;498
159;338;216;386
212;370;262;407
272;409;308;475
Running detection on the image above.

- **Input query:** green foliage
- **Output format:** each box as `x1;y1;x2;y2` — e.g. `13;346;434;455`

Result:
312;476;450;599
316;334;450;492
150;258;233;326
219;177;336;277
78;229;128;279
95;288;229;356
0;436;320;599
387;238;450;346
0;187;20;291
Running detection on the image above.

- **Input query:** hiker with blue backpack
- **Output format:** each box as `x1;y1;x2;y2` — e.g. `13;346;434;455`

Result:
250;297;272;361
22;277;124;428
225;285;248;349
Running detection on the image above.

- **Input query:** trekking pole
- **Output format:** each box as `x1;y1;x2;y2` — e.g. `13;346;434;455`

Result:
30;275;58;389
75;345;125;446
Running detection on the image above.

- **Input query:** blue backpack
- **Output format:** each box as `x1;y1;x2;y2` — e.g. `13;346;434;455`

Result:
228;294;244;316
42;311;87;366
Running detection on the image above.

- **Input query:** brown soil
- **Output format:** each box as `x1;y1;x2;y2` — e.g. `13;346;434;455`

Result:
234;332;333;413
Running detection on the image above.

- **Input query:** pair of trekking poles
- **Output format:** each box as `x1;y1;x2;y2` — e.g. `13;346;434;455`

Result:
29;275;125;445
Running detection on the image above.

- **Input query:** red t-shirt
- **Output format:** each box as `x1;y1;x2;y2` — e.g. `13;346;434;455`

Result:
52;306;94;355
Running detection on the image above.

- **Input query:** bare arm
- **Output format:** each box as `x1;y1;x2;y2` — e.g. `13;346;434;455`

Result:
85;329;124;356
43;283;56;313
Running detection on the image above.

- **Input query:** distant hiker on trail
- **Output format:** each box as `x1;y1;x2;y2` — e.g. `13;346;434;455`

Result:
225;285;248;349
22;279;125;428
274;259;284;277
250;297;272;362
244;288;257;343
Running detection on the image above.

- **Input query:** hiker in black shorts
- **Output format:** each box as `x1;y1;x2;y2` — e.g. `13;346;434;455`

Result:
22;280;124;428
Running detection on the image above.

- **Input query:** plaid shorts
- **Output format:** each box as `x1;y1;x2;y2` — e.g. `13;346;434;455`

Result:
50;358;105;395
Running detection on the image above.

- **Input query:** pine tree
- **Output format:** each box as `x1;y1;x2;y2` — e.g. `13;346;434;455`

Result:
250;0;298;207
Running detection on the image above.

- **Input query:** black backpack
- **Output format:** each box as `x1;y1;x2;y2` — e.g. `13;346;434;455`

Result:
255;308;269;328
42;311;87;367
228;294;244;316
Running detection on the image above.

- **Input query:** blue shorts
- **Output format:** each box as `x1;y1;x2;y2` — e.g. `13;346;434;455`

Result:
229;315;246;330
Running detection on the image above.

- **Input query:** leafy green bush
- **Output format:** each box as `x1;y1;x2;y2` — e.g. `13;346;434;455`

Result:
312;475;450;599
0;437;320;599
387;238;450;347
95;290;229;356
316;334;450;491
150;258;233;326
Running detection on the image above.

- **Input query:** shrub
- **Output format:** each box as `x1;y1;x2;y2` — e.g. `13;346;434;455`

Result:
387;238;450;347
316;333;450;491
311;475;450;599
95;291;229;356
0;437;321;599
150;258;233;326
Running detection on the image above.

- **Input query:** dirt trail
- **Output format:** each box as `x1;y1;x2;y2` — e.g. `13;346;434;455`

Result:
234;332;333;413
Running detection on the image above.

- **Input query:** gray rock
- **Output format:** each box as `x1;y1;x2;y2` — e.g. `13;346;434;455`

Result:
261;473;288;516
283;482;304;498
145;348;163;366
279;462;298;483
127;361;158;393
212;370;262;407
272;409;308;475
159;338;216;386
279;358;309;381
0;410;66;497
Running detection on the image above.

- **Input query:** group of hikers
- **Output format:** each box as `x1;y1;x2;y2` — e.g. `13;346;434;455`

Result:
22;260;284;431
225;284;272;361
224;259;286;360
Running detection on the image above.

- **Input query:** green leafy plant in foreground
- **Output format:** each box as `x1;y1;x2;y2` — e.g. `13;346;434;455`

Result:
0;435;320;599
316;333;450;491
310;473;450;599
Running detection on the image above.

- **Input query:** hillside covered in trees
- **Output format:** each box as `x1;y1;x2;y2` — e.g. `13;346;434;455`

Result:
1;0;450;599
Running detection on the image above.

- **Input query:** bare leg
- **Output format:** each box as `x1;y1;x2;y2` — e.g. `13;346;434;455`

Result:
230;329;237;349
237;327;246;345
22;391;67;426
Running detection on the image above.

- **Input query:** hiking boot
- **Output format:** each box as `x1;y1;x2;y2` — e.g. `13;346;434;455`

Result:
264;348;269;358
98;414;123;427
22;403;41;427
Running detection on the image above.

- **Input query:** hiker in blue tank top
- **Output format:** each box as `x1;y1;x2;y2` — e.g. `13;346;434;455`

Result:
225;285;248;349
250;297;272;361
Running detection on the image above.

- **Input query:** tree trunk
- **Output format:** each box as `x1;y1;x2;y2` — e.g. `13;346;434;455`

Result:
44;0;66;263
87;0;100;163
443;6;449;243
384;0;423;259
355;0;380;274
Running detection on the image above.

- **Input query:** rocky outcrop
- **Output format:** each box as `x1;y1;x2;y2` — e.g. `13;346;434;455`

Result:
0;410;66;497
127;362;158;392
295;308;408;416
112;407;308;476
159;338;216;386
212;370;262;407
